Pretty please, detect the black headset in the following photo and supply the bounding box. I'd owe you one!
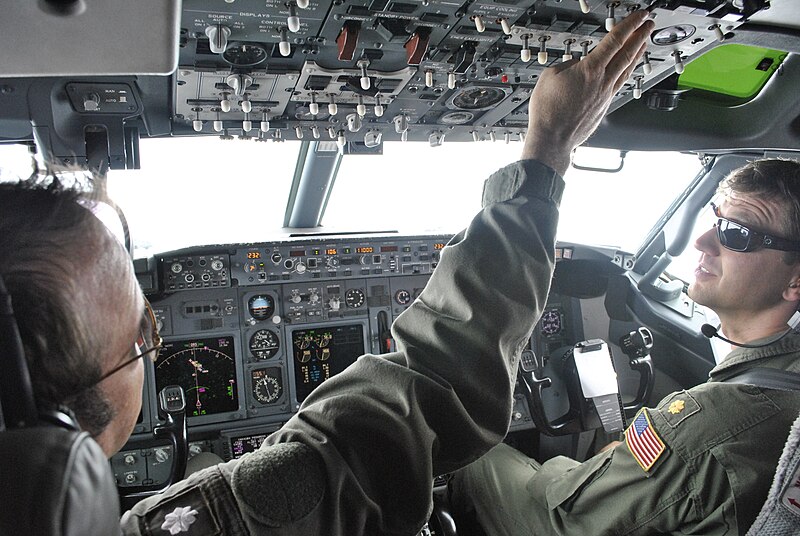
[0,274,79,431]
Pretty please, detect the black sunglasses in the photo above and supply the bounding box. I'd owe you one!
[712,203,800,253]
[94,299,162,385]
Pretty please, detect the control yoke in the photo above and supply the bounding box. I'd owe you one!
[518,327,655,436]
[118,386,188,509]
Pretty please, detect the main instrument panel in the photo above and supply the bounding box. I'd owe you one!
[113,235,625,488]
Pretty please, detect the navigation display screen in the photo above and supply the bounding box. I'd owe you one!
[291,324,365,402]
[154,336,238,417]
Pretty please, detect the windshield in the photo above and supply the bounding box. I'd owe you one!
[107,138,300,256]
[2,141,702,257]
[326,145,701,252]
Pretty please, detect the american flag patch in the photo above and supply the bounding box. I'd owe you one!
[625,410,665,472]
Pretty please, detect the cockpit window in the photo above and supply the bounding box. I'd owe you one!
[327,146,702,253]
[107,138,300,257]
[0,144,35,181]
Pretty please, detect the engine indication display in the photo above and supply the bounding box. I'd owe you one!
[292,324,364,402]
[155,336,238,418]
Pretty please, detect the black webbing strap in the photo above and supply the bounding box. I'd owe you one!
[720,367,800,391]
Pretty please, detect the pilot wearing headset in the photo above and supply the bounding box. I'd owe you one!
[5,10,795,535]
[449,156,800,535]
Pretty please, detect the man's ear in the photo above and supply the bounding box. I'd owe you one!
[784,266,800,302]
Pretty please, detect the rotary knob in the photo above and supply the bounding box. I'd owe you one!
[328,296,341,311]
[290,291,302,304]
[154,448,169,464]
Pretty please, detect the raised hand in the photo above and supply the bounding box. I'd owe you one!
[521,10,655,175]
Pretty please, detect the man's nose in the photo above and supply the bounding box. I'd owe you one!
[694,225,720,254]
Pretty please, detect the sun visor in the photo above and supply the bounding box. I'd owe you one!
[0,0,181,77]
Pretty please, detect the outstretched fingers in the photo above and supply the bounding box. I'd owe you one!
[613,41,648,93]
[590,11,653,74]
[607,19,654,86]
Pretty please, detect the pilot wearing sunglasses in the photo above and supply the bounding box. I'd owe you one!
[450,158,800,535]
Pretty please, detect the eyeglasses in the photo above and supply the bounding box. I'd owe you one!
[711,203,800,253]
[95,299,163,384]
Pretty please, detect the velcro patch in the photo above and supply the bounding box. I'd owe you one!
[657,391,701,429]
[625,410,666,473]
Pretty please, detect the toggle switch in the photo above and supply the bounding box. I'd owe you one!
[605,3,617,31]
[356,95,366,117]
[220,93,231,113]
[311,125,320,138]
[309,93,319,115]
[357,59,371,90]
[580,40,591,61]
[521,35,532,63]
[633,75,644,99]
[472,15,485,33]
[328,94,338,115]
[260,111,270,132]
[499,18,512,35]
[279,28,291,56]
[672,50,684,74]
[425,70,434,88]
[374,95,384,117]
[287,3,301,33]
[447,72,456,89]
[642,51,652,75]
[563,39,575,62]
[241,94,252,114]
[538,36,550,65]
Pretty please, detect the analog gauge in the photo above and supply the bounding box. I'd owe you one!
[540,309,562,336]
[395,289,412,305]
[155,337,238,418]
[452,86,508,110]
[251,368,282,404]
[345,288,365,308]
[248,294,275,320]
[249,329,280,359]
[222,42,268,67]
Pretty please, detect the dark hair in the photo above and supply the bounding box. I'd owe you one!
[719,158,800,264]
[0,171,118,435]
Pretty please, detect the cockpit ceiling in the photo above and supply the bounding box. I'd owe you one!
[2,0,800,164]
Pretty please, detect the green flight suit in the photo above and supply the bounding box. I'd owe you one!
[120,159,565,535]
[451,334,800,535]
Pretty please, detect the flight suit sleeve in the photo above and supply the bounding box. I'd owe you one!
[120,159,565,536]
[525,407,738,536]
